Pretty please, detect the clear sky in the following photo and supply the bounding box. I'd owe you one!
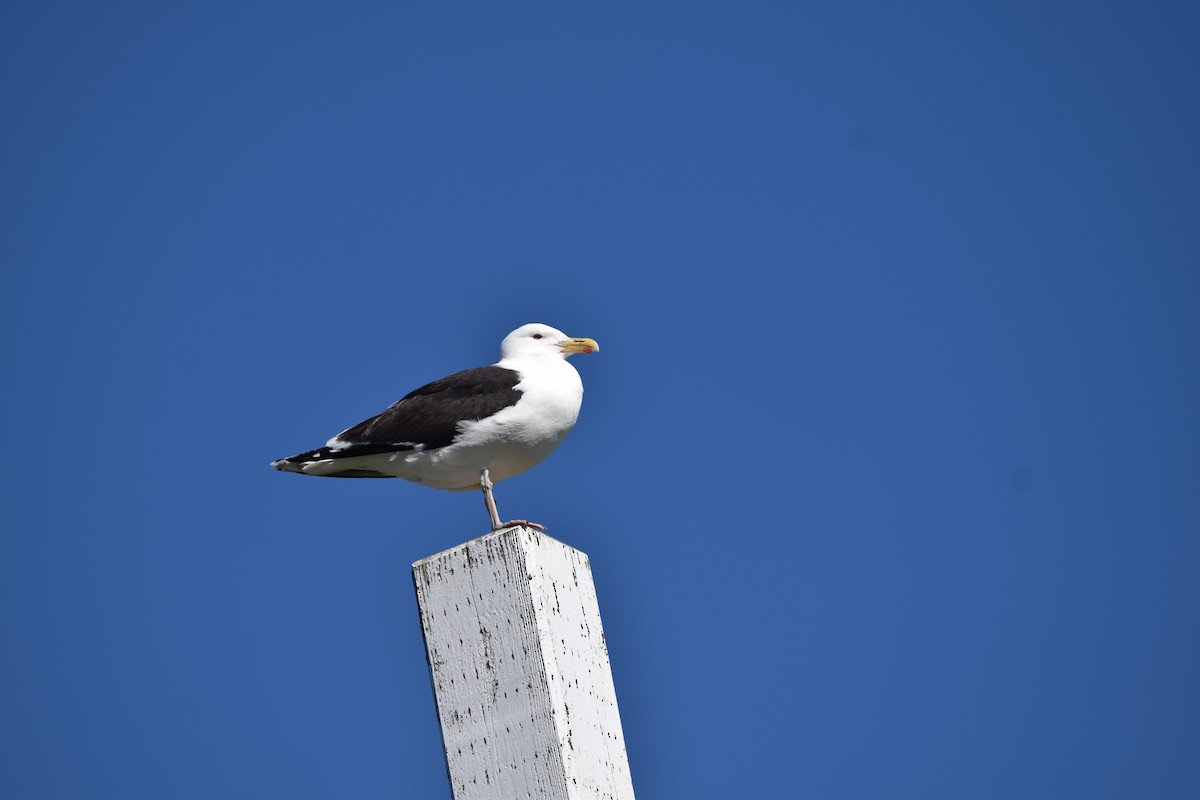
[2,2,1198,798]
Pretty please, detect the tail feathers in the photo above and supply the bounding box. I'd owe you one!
[270,449,324,473]
[270,449,394,478]
[271,457,305,473]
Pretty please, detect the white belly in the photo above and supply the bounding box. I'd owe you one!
[418,380,581,489]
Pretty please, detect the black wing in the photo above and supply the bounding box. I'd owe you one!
[280,365,522,463]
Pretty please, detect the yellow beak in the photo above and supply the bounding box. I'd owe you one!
[559,337,599,356]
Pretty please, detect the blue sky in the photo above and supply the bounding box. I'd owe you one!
[2,2,1198,798]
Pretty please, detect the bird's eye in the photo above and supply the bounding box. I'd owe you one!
[532,334,543,339]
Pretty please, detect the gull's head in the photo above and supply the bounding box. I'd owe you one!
[500,323,600,361]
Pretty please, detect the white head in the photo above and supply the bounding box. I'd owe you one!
[499,323,600,361]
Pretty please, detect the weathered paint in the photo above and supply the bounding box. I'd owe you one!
[413,526,635,800]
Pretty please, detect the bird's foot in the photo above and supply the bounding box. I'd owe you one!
[493,519,546,532]
[480,467,545,532]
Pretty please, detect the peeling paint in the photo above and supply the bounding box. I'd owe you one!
[413,527,635,800]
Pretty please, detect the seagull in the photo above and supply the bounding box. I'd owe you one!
[271,323,599,531]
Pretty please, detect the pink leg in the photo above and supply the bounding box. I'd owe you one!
[480,468,546,532]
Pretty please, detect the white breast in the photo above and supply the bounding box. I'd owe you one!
[412,358,584,490]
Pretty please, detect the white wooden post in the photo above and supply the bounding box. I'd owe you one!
[412,526,635,800]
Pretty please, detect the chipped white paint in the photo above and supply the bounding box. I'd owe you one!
[413,526,635,800]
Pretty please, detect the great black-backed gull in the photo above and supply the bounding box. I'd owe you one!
[271,323,599,531]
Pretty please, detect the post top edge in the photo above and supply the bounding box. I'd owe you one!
[411,525,584,569]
